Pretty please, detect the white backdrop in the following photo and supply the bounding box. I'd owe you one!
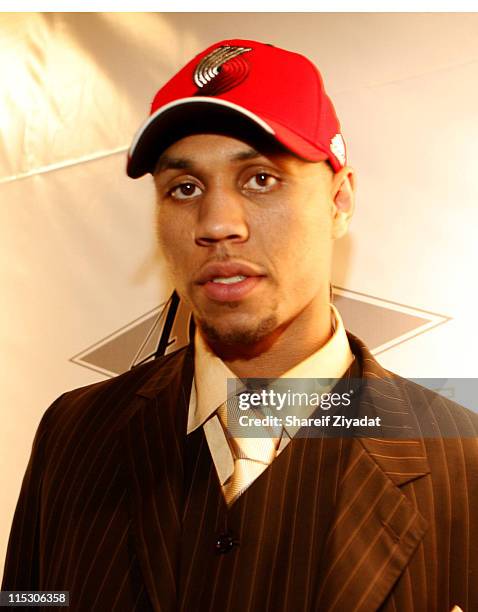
[2,12,478,577]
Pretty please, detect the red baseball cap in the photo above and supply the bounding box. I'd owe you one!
[127,39,346,178]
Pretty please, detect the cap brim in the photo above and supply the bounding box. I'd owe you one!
[126,97,330,178]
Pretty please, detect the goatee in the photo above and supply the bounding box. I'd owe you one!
[198,314,279,347]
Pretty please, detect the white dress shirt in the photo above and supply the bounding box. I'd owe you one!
[187,304,355,491]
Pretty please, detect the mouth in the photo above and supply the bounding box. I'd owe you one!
[210,275,248,285]
[195,262,265,302]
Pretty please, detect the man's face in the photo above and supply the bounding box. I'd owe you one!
[154,132,351,348]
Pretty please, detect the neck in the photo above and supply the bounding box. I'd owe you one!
[202,302,333,379]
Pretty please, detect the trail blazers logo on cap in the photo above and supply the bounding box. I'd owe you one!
[193,45,252,96]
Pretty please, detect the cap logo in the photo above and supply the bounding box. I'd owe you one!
[193,45,252,96]
[330,133,346,166]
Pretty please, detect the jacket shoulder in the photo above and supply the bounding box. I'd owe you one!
[40,345,191,438]
[388,370,478,437]
[348,331,478,436]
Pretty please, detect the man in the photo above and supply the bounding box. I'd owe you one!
[2,39,477,612]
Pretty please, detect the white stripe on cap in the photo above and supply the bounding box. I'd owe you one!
[128,96,276,159]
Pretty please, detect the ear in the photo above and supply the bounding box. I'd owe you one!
[331,166,356,239]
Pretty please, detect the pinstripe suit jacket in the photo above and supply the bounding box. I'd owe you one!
[2,333,478,611]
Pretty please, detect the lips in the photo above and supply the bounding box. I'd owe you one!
[195,261,265,285]
[195,260,265,302]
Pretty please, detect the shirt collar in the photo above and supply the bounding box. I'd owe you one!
[188,304,354,434]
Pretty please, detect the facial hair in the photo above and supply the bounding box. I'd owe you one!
[197,312,279,347]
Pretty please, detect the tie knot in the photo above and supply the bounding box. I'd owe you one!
[217,396,281,464]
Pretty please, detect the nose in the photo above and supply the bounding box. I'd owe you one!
[194,185,249,246]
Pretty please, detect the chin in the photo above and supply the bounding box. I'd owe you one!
[198,313,279,347]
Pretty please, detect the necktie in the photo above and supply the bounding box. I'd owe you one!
[217,395,281,505]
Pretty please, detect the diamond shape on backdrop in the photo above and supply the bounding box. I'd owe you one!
[333,287,449,355]
[71,287,450,377]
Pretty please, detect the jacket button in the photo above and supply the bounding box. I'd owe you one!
[215,533,237,554]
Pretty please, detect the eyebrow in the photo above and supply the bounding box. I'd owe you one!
[154,147,263,173]
[231,148,262,162]
[154,157,192,172]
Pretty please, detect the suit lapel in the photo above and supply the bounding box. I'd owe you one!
[122,346,194,612]
[315,334,430,612]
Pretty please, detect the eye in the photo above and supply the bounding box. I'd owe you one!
[244,172,279,192]
[169,182,202,200]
